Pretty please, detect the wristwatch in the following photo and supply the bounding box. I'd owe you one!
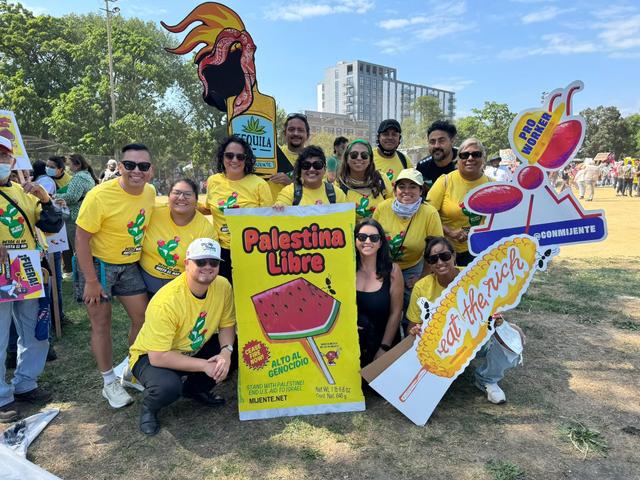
[221,344,234,353]
[379,344,391,352]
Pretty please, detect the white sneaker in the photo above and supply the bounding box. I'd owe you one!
[482,383,507,404]
[102,381,134,408]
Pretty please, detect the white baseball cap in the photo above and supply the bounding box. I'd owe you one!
[0,136,13,154]
[186,238,223,261]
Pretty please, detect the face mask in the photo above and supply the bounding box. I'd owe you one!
[46,167,58,177]
[0,163,11,180]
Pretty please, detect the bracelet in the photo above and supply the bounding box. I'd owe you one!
[379,344,391,352]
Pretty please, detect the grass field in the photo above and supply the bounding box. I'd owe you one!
[8,187,640,479]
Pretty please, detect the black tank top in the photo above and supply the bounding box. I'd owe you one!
[356,274,391,333]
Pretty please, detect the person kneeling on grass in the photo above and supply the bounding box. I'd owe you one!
[128,238,236,436]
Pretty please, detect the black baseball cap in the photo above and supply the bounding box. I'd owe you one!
[377,119,401,135]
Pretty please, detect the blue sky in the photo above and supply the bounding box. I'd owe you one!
[22,0,640,118]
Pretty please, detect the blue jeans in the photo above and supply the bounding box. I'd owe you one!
[474,336,520,386]
[0,299,49,407]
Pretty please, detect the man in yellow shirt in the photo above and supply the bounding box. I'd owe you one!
[268,113,310,199]
[130,238,236,435]
[373,119,409,183]
[0,136,62,422]
[75,143,156,409]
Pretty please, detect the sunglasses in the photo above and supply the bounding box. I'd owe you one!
[355,233,381,243]
[223,152,247,161]
[194,258,220,268]
[349,151,370,160]
[121,160,152,172]
[426,251,453,264]
[458,151,483,160]
[301,160,325,170]
[286,113,307,121]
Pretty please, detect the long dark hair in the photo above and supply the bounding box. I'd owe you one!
[293,145,326,186]
[337,139,385,198]
[32,160,47,179]
[215,135,256,175]
[68,153,99,184]
[355,218,393,280]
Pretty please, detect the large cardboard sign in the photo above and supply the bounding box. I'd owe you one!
[226,204,364,420]
[362,235,556,425]
[464,81,607,255]
[162,3,289,177]
[0,110,30,170]
[0,250,45,302]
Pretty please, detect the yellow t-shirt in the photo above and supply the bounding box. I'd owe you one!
[129,273,236,369]
[140,206,217,279]
[205,173,273,249]
[76,178,156,264]
[268,145,298,200]
[426,170,490,253]
[407,268,463,324]
[0,183,42,250]
[276,182,348,206]
[339,174,393,221]
[54,171,72,192]
[373,150,407,184]
[372,199,443,270]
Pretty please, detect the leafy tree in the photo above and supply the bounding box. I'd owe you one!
[401,95,444,147]
[579,106,629,158]
[623,113,640,156]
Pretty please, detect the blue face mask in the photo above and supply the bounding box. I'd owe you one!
[46,167,58,177]
[0,163,12,180]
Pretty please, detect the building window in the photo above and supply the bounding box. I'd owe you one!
[347,64,353,74]
[366,64,370,74]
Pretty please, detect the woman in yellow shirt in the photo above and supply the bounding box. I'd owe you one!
[275,145,347,206]
[336,139,393,221]
[372,168,443,312]
[201,136,273,282]
[140,179,216,296]
[427,137,490,266]
[407,237,524,404]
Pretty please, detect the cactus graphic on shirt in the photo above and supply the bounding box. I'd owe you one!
[126,209,147,245]
[387,232,406,260]
[188,311,208,351]
[0,204,25,239]
[217,192,239,212]
[356,196,373,218]
[157,236,180,267]
[459,202,483,227]
[385,169,394,181]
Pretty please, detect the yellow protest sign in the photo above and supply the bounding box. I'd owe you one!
[226,204,364,420]
[0,110,30,170]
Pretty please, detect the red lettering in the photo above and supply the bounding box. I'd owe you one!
[437,338,449,355]
[243,228,259,253]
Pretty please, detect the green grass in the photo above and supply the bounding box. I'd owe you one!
[559,421,609,459]
[485,460,526,480]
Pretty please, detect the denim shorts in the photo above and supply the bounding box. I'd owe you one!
[75,258,147,302]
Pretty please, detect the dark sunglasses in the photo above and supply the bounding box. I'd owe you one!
[194,258,220,268]
[301,160,325,170]
[356,233,381,243]
[349,151,370,160]
[458,151,483,160]
[121,160,152,172]
[223,152,247,161]
[426,251,453,264]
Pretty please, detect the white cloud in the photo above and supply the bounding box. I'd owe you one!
[378,16,429,30]
[266,0,373,21]
[431,78,475,92]
[21,2,50,15]
[521,6,573,24]
[499,33,599,59]
[597,14,640,50]
[374,37,412,55]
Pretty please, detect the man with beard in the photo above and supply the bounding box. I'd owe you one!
[373,119,409,184]
[416,120,458,193]
[129,238,235,435]
[268,113,310,199]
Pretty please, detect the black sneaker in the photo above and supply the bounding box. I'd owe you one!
[14,387,53,405]
[183,389,225,407]
[0,402,20,423]
[139,405,160,436]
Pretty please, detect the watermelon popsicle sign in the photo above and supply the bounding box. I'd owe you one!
[252,278,340,385]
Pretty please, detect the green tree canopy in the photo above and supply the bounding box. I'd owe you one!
[401,95,444,147]
[579,106,629,159]
[456,102,515,157]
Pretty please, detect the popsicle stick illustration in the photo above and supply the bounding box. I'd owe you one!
[252,278,340,384]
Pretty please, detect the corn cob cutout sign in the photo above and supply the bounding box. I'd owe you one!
[364,235,557,425]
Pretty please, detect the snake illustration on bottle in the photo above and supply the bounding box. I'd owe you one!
[127,209,147,245]
[157,236,180,267]
[0,204,25,239]
[188,311,208,350]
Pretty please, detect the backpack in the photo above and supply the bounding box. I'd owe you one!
[397,150,409,169]
[337,172,387,198]
[293,181,337,206]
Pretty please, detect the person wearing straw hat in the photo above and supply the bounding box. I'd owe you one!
[129,238,236,436]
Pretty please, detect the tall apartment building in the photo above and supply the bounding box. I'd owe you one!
[317,60,455,143]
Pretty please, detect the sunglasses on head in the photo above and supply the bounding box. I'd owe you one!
[355,233,381,243]
[286,113,307,121]
[349,151,370,160]
[426,251,453,264]
[121,160,152,172]
[301,160,325,170]
[223,152,247,161]
[193,258,220,268]
[458,151,483,160]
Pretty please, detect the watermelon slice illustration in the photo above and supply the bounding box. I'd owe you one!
[252,278,340,384]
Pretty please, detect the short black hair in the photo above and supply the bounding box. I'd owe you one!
[32,160,47,178]
[47,155,66,169]
[284,113,310,135]
[215,135,256,175]
[170,178,199,196]
[427,120,457,139]
[333,136,349,148]
[293,145,326,185]
[121,143,152,159]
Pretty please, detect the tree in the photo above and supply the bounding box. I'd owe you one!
[579,106,629,158]
[623,113,640,156]
[308,131,335,157]
[401,95,444,147]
